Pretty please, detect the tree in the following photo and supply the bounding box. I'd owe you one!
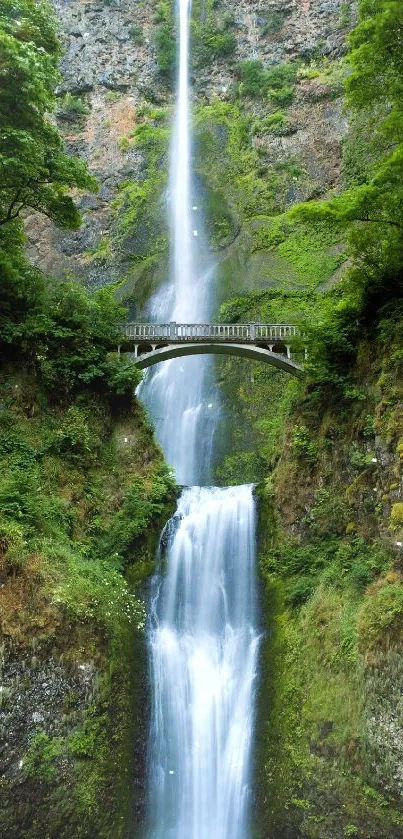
[0,0,96,229]
[287,1,403,328]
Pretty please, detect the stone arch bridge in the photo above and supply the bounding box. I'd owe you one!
[120,322,305,377]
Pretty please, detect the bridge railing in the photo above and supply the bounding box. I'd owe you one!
[123,322,299,342]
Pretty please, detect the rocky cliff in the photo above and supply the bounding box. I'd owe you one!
[25,0,355,313]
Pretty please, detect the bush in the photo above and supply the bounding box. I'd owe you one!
[129,25,144,45]
[238,60,268,98]
[237,60,297,101]
[51,407,102,465]
[21,282,141,401]
[56,93,89,121]
[97,463,175,562]
[290,424,318,464]
[253,111,290,136]
[192,25,236,67]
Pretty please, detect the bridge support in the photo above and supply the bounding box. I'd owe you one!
[127,342,304,377]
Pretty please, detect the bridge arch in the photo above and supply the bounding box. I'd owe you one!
[130,342,304,377]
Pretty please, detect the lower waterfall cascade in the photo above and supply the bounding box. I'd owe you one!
[146,486,260,838]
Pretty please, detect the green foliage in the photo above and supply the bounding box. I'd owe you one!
[191,22,236,67]
[118,135,131,152]
[237,59,297,103]
[0,367,174,644]
[128,24,144,45]
[113,115,170,261]
[237,59,267,98]
[390,502,403,528]
[154,1,176,78]
[340,2,351,28]
[0,0,96,228]
[56,92,89,120]
[97,463,175,563]
[194,100,297,220]
[50,545,146,632]
[290,424,318,464]
[252,111,291,137]
[51,406,102,465]
[23,732,63,781]
[20,281,141,400]
[286,0,403,383]
[357,574,403,651]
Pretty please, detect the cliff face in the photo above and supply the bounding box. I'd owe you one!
[25,0,354,312]
[254,332,403,838]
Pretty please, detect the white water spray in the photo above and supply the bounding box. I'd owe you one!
[142,1,261,836]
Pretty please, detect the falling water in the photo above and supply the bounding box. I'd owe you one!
[147,486,260,838]
[138,0,216,485]
[142,1,261,836]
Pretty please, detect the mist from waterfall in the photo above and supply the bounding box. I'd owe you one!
[142,1,261,837]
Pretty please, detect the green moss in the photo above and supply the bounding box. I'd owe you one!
[112,116,170,268]
[256,505,403,836]
[391,502,403,526]
[357,574,403,652]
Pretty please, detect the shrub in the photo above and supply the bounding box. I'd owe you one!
[238,60,268,98]
[253,111,290,136]
[129,24,144,45]
[56,92,89,120]
[21,282,141,401]
[237,60,297,102]
[119,136,131,152]
[191,22,236,68]
[51,407,102,465]
[290,424,318,464]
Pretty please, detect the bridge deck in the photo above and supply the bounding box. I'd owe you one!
[121,321,299,347]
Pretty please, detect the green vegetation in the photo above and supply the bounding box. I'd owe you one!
[191,22,236,68]
[56,92,90,121]
[236,59,297,103]
[128,24,144,45]
[0,1,175,834]
[252,110,291,136]
[0,0,96,229]
[2,0,403,834]
[112,111,170,274]
[154,1,176,78]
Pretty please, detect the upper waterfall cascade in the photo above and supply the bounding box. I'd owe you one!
[140,1,261,837]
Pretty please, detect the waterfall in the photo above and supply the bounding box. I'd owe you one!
[147,486,260,838]
[138,0,216,486]
[141,1,261,836]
